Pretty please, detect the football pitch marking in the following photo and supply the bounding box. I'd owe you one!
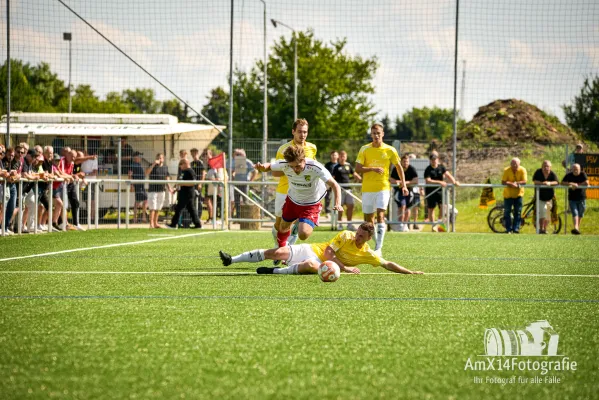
[0,230,240,263]
[0,271,597,278]
[0,294,597,304]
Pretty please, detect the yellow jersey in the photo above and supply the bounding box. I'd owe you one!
[355,143,400,192]
[502,166,527,199]
[310,231,384,267]
[275,140,318,194]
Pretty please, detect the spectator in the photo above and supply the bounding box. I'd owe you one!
[119,137,134,175]
[21,149,42,233]
[323,150,339,216]
[37,146,56,232]
[204,150,225,222]
[80,150,99,222]
[60,147,84,231]
[146,153,173,229]
[0,145,7,231]
[232,148,257,218]
[190,148,206,220]
[52,152,74,231]
[424,153,459,232]
[129,151,147,224]
[166,159,202,229]
[563,143,584,170]
[532,160,559,234]
[561,163,589,235]
[392,154,419,232]
[3,147,21,233]
[501,157,527,234]
[332,150,361,231]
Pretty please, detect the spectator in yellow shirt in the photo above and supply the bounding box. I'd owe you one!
[501,157,527,233]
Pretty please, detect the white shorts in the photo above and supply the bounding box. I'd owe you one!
[362,190,390,214]
[148,192,166,211]
[287,244,322,265]
[274,192,287,217]
[538,199,553,219]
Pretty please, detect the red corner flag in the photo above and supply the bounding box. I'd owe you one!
[208,153,225,169]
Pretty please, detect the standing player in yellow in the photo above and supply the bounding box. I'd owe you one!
[271,119,318,248]
[355,123,408,255]
[219,222,424,275]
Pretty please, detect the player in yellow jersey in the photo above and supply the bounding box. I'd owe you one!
[355,123,408,255]
[218,222,423,275]
[271,119,318,248]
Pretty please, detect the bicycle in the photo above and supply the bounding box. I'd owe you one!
[487,198,562,234]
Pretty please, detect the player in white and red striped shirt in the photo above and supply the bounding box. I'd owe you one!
[255,146,342,247]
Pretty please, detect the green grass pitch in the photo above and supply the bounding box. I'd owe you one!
[0,229,598,399]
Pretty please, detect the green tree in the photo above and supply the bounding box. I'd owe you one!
[161,98,190,122]
[563,75,599,141]
[202,30,378,150]
[0,59,60,113]
[395,107,464,142]
[123,88,160,114]
[380,114,394,137]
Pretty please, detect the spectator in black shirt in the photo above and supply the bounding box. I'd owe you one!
[120,138,134,175]
[391,154,419,232]
[332,150,361,230]
[190,148,205,199]
[146,153,172,229]
[323,150,339,216]
[166,159,201,229]
[532,160,559,234]
[561,163,589,235]
[129,151,147,224]
[3,147,21,232]
[424,153,459,231]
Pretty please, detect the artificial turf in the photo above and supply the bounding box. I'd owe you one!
[0,229,598,399]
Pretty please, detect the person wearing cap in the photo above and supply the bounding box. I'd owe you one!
[355,122,408,255]
[424,153,459,232]
[501,157,527,234]
[129,151,147,224]
[563,143,584,170]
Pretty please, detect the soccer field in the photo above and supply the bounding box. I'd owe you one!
[1,230,598,399]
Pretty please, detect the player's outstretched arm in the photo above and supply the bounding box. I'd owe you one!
[253,162,272,173]
[323,246,360,274]
[382,261,423,274]
[326,178,344,212]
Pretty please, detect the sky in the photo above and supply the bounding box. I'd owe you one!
[1,0,598,127]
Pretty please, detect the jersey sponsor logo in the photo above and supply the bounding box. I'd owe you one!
[304,175,312,182]
[291,182,312,188]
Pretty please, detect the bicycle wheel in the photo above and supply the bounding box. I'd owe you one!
[487,206,504,231]
[548,216,562,234]
[490,214,508,233]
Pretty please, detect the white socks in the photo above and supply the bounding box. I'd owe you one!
[375,223,386,251]
[273,264,299,274]
[232,249,265,263]
[287,221,300,245]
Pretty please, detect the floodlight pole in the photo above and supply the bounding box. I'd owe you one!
[451,0,460,233]
[260,0,268,164]
[63,32,72,113]
[5,0,10,147]
[271,18,297,121]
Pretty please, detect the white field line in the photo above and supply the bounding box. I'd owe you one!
[0,271,597,278]
[0,231,245,263]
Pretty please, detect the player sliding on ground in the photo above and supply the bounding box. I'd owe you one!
[254,145,343,249]
[219,222,424,275]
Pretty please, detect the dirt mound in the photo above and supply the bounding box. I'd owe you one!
[459,99,580,144]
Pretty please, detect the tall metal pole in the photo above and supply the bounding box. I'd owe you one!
[451,0,460,233]
[6,0,11,147]
[228,0,234,179]
[293,33,297,121]
[68,39,72,113]
[260,0,268,164]
[271,19,297,122]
